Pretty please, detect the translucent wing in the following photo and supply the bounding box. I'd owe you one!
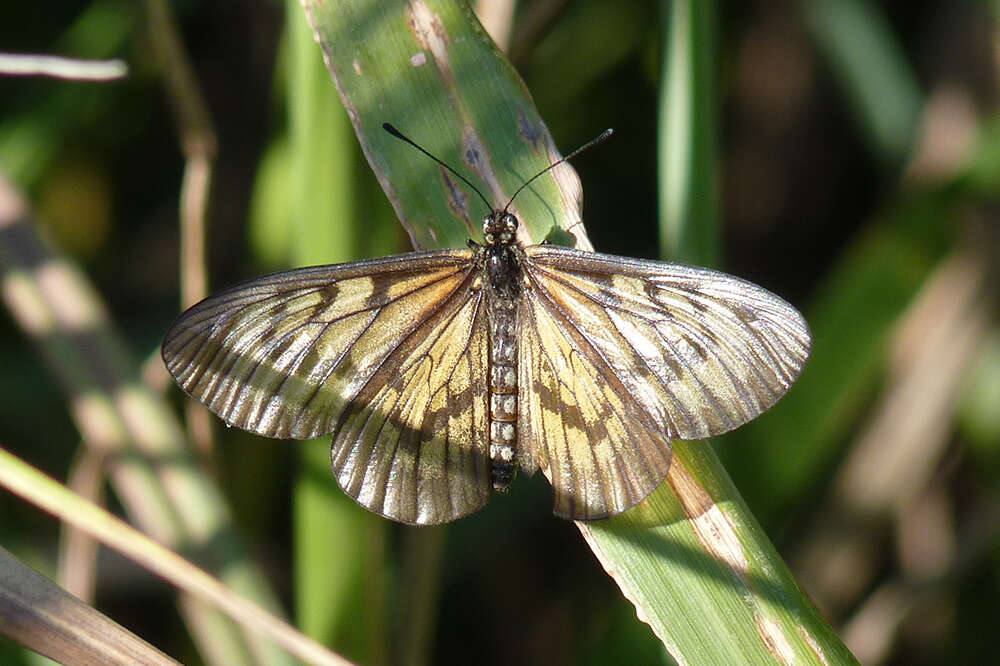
[519,245,811,520]
[518,299,673,520]
[329,269,492,524]
[162,250,492,524]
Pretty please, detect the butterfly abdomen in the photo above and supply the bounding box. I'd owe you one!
[487,289,519,493]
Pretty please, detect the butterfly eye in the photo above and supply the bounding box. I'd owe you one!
[502,213,518,233]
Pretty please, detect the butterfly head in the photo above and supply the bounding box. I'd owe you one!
[483,211,519,248]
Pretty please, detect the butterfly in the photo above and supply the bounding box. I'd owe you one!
[162,124,811,525]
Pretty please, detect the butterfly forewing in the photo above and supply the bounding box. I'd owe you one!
[523,245,810,437]
[517,245,810,518]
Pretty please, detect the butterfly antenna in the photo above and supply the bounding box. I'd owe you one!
[504,128,614,211]
[383,122,494,214]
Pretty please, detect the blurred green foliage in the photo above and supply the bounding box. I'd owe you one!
[2,1,999,665]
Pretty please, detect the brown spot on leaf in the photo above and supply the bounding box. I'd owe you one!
[441,169,477,234]
[517,107,544,151]
[407,1,450,53]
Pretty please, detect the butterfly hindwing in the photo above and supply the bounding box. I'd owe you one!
[330,272,491,524]
[519,290,673,520]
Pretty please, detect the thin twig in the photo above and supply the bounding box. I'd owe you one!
[143,0,217,457]
[0,53,128,80]
[58,446,107,603]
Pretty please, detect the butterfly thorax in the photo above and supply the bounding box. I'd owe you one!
[481,212,523,492]
[482,212,521,294]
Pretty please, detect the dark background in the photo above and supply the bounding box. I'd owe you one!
[2,1,998,664]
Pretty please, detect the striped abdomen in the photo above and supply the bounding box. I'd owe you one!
[488,295,518,492]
